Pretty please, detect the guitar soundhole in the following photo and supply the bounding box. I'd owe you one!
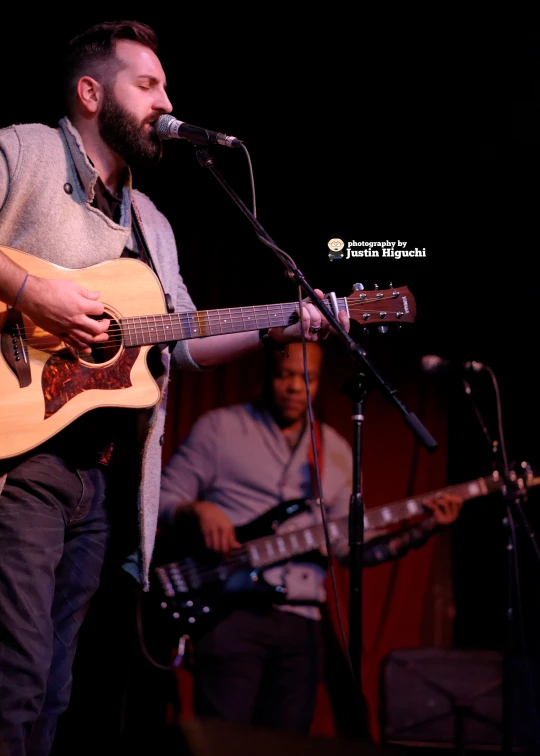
[79,313,121,365]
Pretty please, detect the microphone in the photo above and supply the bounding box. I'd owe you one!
[156,114,242,148]
[421,355,486,374]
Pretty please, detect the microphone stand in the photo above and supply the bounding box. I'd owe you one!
[461,375,540,754]
[338,369,373,735]
[193,146,439,732]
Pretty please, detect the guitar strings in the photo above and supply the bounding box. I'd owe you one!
[16,299,405,350]
[161,548,251,587]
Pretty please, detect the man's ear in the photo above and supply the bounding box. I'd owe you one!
[76,76,102,115]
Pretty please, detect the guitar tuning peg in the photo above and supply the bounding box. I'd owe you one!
[520,461,533,481]
[353,283,364,291]
[362,326,370,335]
[374,284,379,289]
[377,325,388,334]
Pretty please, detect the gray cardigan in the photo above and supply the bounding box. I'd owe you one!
[0,116,202,588]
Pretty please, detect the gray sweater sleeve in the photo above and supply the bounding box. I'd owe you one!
[0,126,19,214]
[159,411,220,525]
[0,149,8,213]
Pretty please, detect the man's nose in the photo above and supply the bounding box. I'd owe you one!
[155,88,173,114]
[287,376,305,391]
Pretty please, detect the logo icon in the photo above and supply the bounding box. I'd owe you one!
[328,237,345,260]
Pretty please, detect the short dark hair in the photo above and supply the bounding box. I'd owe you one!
[64,20,159,117]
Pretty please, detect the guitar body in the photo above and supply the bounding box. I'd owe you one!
[234,498,309,542]
[150,499,312,640]
[0,246,165,458]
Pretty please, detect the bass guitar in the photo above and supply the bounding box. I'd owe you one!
[151,467,540,640]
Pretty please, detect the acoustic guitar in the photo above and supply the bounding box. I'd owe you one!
[0,244,416,458]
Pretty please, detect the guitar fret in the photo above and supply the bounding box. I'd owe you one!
[276,537,287,556]
[366,512,381,529]
[406,499,422,515]
[328,522,340,539]
[190,312,205,338]
[464,480,484,497]
[219,309,232,334]
[157,315,173,341]
[290,534,300,552]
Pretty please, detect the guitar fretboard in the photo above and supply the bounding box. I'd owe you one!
[120,299,348,347]
[243,475,503,568]
[245,518,347,568]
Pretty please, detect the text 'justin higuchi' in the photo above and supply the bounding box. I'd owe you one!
[345,240,426,259]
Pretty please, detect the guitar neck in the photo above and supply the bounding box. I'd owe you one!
[121,298,348,347]
[243,475,504,568]
[361,475,503,531]
[243,517,347,568]
[158,472,536,591]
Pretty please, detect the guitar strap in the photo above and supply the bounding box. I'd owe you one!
[129,197,159,277]
[130,197,178,352]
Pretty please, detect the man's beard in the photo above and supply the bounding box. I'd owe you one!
[98,87,162,166]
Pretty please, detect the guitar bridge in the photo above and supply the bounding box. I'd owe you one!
[1,308,31,388]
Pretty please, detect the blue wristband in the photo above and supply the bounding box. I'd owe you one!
[13,272,29,308]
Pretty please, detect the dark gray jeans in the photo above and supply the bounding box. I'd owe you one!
[192,607,324,732]
[0,452,111,756]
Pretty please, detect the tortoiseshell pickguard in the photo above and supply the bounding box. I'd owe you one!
[42,348,140,418]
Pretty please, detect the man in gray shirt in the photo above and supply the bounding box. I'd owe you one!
[159,341,463,733]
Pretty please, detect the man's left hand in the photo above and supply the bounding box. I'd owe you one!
[268,288,350,344]
[422,493,464,525]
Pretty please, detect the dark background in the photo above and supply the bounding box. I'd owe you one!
[3,12,539,662]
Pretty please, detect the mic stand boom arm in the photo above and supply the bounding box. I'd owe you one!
[194,148,438,452]
[194,146,439,720]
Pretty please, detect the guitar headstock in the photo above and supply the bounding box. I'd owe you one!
[345,283,416,333]
[512,461,540,493]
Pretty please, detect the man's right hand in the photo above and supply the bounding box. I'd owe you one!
[192,501,240,553]
[20,276,110,354]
